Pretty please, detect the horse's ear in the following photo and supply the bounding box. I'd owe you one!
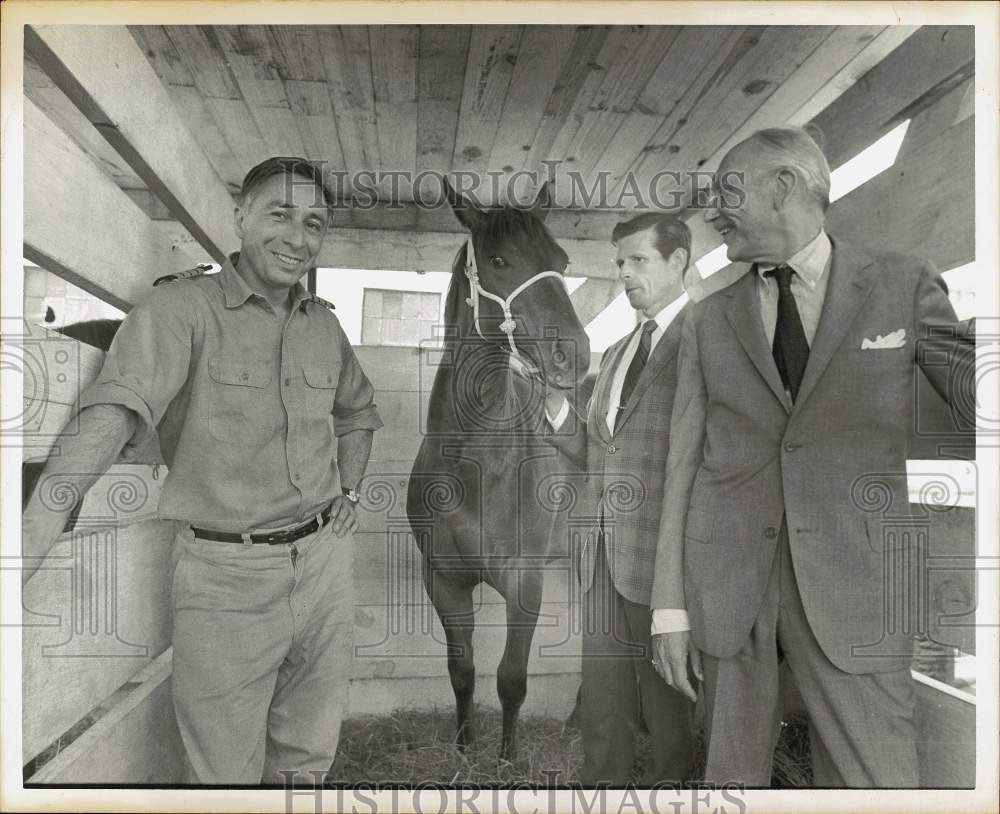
[530,180,554,223]
[443,176,484,232]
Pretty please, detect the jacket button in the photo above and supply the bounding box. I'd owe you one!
[765,527,778,539]
[784,442,796,452]
[607,444,616,454]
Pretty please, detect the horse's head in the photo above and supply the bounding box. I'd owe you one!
[443,178,590,392]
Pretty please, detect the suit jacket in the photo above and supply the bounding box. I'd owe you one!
[550,305,688,606]
[650,237,958,674]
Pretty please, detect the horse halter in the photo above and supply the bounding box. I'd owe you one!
[462,237,565,362]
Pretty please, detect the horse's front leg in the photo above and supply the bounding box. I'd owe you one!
[425,567,478,750]
[495,568,544,761]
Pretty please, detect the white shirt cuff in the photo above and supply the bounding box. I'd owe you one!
[651,608,691,635]
[545,395,570,430]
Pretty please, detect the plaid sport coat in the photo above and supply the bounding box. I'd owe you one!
[548,305,688,606]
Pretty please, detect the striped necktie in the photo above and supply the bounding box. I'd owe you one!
[615,320,657,430]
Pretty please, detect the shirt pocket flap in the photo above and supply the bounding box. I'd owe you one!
[208,357,271,388]
[303,363,340,389]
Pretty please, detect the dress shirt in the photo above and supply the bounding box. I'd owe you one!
[547,292,690,431]
[80,253,383,530]
[651,230,832,636]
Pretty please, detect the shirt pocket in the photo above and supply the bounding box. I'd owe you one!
[207,356,277,445]
[302,362,340,418]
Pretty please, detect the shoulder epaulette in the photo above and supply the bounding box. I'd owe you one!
[303,293,336,311]
[153,263,214,287]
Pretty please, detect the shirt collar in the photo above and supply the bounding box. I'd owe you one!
[647,291,690,333]
[221,252,312,311]
[756,229,831,290]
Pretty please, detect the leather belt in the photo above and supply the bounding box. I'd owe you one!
[191,505,332,545]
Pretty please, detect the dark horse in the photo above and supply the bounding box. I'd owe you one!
[406,180,591,759]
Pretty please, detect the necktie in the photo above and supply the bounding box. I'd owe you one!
[766,264,809,402]
[615,320,657,430]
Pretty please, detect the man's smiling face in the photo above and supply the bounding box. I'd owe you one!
[234,171,329,299]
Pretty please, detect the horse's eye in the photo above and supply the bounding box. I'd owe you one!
[489,256,506,268]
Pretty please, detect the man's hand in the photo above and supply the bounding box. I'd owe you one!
[652,630,703,702]
[328,495,359,537]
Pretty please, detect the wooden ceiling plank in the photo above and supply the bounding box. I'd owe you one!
[521,25,609,183]
[285,79,348,174]
[127,25,196,88]
[166,25,241,100]
[268,25,327,82]
[604,26,749,199]
[160,26,270,175]
[164,84,246,193]
[128,27,246,190]
[370,25,419,200]
[24,98,198,310]
[783,26,918,128]
[212,26,308,159]
[415,26,470,203]
[591,26,681,115]
[451,25,524,191]
[559,27,682,192]
[810,25,974,170]
[622,25,835,200]
[485,25,577,201]
[318,25,381,182]
[26,24,236,262]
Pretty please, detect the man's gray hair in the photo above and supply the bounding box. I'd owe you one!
[746,126,831,211]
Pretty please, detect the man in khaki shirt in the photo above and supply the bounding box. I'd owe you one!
[23,157,383,785]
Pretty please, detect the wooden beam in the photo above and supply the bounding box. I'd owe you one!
[25,649,183,783]
[25,24,236,262]
[826,116,973,272]
[318,228,617,279]
[810,25,975,170]
[570,278,624,325]
[23,98,196,310]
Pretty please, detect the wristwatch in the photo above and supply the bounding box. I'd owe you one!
[341,486,360,506]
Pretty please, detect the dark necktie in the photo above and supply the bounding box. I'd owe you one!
[766,264,809,402]
[615,320,657,430]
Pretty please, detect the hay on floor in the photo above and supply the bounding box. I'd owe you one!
[329,707,812,787]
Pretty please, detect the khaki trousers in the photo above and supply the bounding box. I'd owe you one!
[170,520,352,784]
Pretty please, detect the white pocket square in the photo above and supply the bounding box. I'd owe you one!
[861,328,906,350]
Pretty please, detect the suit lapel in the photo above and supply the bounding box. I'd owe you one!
[592,333,633,443]
[793,237,877,410]
[725,270,790,412]
[614,305,686,433]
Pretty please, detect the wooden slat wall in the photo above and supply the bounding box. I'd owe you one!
[21,327,175,775]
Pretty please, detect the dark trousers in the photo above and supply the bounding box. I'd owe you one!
[700,523,919,787]
[580,538,694,786]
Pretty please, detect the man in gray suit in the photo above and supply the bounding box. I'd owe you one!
[650,127,960,787]
[545,213,694,786]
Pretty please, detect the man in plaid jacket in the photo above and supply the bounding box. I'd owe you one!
[544,213,695,786]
